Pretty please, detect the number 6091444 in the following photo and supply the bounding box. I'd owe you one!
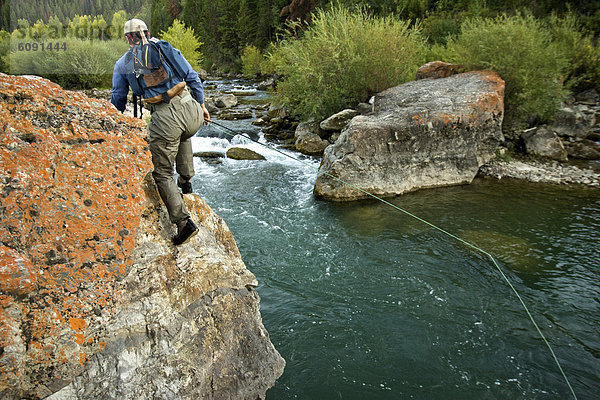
[17,42,67,51]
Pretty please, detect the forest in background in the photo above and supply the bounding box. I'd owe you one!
[0,0,599,126]
[1,0,599,68]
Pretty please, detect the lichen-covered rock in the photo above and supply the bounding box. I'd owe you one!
[314,70,505,201]
[46,181,285,400]
[0,74,284,399]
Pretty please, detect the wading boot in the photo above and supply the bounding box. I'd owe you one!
[173,218,199,245]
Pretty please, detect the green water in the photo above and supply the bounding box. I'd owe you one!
[190,131,599,399]
[190,78,599,398]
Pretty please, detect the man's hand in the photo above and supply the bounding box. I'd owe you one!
[201,103,210,126]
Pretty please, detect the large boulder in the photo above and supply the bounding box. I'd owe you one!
[314,70,505,201]
[564,139,600,159]
[574,88,599,105]
[218,109,254,120]
[0,74,284,399]
[294,120,330,156]
[551,106,588,138]
[215,94,238,108]
[521,127,568,162]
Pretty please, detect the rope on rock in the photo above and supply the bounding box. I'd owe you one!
[206,119,578,400]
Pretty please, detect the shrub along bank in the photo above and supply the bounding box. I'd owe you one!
[267,5,426,120]
[259,7,599,128]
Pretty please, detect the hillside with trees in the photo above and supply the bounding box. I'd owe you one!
[0,0,146,28]
[0,0,599,128]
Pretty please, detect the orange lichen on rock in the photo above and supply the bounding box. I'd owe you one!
[413,71,505,133]
[472,70,505,116]
[69,318,88,333]
[0,73,153,398]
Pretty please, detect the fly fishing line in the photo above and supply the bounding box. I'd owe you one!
[205,119,578,399]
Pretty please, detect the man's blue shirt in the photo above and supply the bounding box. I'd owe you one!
[110,39,204,112]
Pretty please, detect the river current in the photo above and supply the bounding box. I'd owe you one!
[191,81,599,399]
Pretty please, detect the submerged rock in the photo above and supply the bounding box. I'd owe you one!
[215,94,238,108]
[0,74,284,399]
[226,147,266,160]
[459,230,538,271]
[314,70,505,201]
[194,150,226,159]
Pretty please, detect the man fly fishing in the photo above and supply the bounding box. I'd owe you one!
[110,19,210,245]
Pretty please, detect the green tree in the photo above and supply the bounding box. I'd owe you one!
[109,10,127,39]
[151,0,173,36]
[240,44,263,76]
[1,1,10,31]
[47,15,64,39]
[31,19,49,39]
[547,12,600,92]
[394,0,427,20]
[68,15,92,39]
[0,29,10,73]
[92,15,108,39]
[159,19,203,70]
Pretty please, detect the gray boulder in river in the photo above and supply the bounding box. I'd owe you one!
[314,70,505,201]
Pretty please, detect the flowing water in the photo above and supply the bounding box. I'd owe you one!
[191,80,600,399]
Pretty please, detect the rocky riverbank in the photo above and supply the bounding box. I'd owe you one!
[81,73,600,190]
[313,69,507,201]
[479,157,600,187]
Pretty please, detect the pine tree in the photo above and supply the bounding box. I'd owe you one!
[151,0,173,35]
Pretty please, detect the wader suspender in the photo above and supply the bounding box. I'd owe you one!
[132,94,143,119]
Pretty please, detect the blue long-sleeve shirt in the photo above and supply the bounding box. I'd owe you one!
[111,39,204,112]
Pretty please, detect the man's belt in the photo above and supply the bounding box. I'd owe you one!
[144,81,187,104]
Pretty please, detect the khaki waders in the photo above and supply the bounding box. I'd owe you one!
[148,87,203,224]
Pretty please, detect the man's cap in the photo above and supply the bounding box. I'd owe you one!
[124,19,148,35]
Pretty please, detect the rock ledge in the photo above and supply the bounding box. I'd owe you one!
[0,74,284,399]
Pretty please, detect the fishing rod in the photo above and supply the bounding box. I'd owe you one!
[205,118,578,400]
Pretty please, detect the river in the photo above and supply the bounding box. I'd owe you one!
[192,80,600,399]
